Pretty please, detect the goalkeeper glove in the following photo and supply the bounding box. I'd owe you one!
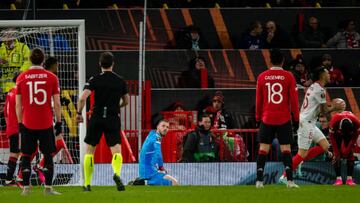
[158,166,167,174]
[55,122,62,136]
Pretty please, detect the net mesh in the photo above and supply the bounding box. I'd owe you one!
[0,26,80,186]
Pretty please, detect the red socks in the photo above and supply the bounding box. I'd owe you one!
[304,146,325,161]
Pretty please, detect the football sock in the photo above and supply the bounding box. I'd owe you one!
[304,146,324,161]
[6,156,18,181]
[43,155,54,186]
[256,150,267,181]
[111,153,123,177]
[20,156,31,186]
[292,154,304,172]
[282,150,293,181]
[347,158,354,177]
[84,154,94,186]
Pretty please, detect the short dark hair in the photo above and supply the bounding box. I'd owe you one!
[99,52,114,69]
[156,119,169,127]
[340,118,353,134]
[270,49,284,65]
[312,66,326,81]
[44,56,58,70]
[30,47,45,65]
[198,113,211,122]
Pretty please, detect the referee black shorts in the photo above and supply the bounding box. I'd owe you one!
[258,121,293,145]
[21,126,56,156]
[84,115,121,147]
[9,134,20,153]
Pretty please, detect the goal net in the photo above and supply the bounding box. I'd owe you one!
[0,20,85,186]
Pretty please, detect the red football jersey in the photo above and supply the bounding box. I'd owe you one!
[16,67,60,130]
[329,111,360,156]
[4,87,18,136]
[256,67,299,125]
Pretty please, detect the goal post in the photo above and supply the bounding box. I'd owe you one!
[0,20,85,186]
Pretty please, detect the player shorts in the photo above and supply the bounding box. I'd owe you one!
[258,121,293,145]
[9,134,20,153]
[297,120,326,150]
[147,172,172,186]
[20,127,56,156]
[84,115,121,147]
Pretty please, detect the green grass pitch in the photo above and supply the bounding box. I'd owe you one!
[1,185,359,203]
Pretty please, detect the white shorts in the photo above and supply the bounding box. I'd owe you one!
[297,121,326,150]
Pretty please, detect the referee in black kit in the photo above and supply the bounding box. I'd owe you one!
[76,52,129,191]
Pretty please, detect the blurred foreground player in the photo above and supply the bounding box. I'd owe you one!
[329,111,360,186]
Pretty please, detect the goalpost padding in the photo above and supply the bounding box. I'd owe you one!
[0,20,85,186]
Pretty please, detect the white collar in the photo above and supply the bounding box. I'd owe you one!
[270,66,283,70]
[29,66,44,70]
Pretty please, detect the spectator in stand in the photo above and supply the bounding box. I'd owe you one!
[239,21,264,49]
[203,91,235,130]
[317,114,330,138]
[321,54,344,87]
[263,20,294,48]
[177,56,215,88]
[327,19,360,48]
[297,17,327,48]
[172,25,208,50]
[289,55,312,88]
[181,113,219,162]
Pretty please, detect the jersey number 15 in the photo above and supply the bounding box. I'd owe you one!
[26,81,47,105]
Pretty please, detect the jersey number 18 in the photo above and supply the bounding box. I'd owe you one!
[265,82,283,104]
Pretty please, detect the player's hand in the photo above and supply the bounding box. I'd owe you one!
[332,155,341,165]
[19,123,26,135]
[55,122,62,136]
[76,114,84,123]
[256,121,261,128]
[292,121,299,134]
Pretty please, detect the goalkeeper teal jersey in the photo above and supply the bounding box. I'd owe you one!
[139,130,164,179]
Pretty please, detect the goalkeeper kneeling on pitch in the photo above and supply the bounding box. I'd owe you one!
[133,120,178,186]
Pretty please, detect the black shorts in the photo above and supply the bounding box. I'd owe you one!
[21,127,56,156]
[258,121,293,145]
[84,115,121,147]
[9,134,20,153]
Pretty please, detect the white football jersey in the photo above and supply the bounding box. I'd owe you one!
[300,82,326,122]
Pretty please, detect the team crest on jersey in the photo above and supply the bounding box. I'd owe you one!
[321,93,325,98]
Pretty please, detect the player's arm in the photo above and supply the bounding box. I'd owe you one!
[153,136,165,171]
[53,94,61,123]
[289,74,300,122]
[119,93,129,108]
[341,115,360,156]
[255,77,263,124]
[76,89,91,123]
[15,94,22,123]
[329,114,342,157]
